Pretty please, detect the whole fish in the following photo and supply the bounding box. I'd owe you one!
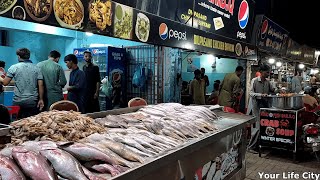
[129,134,165,152]
[22,141,57,153]
[12,146,58,180]
[58,142,116,165]
[40,147,88,180]
[84,142,138,168]
[0,154,26,180]
[82,166,107,180]
[99,139,145,163]
[84,162,121,177]
[124,145,153,157]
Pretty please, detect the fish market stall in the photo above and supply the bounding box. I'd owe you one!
[1,104,254,180]
[86,106,255,180]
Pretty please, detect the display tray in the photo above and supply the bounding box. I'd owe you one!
[0,124,11,137]
[87,108,255,180]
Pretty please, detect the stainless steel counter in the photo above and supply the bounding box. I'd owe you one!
[87,107,255,180]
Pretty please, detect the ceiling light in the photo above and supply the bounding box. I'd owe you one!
[298,64,305,69]
[276,62,282,67]
[85,32,93,36]
[268,58,275,64]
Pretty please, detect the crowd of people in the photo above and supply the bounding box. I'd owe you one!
[0,48,101,119]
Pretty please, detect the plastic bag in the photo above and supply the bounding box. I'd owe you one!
[132,64,146,88]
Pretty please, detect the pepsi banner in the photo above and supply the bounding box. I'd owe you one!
[251,15,289,55]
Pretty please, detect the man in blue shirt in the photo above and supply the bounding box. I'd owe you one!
[0,48,44,119]
[64,54,86,113]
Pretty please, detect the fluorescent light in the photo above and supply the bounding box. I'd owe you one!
[298,64,305,69]
[276,62,282,67]
[89,44,112,47]
[85,32,94,36]
[268,58,275,64]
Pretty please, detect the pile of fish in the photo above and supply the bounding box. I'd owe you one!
[10,111,105,145]
[95,103,219,141]
[0,140,142,179]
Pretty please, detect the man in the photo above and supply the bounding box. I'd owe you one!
[0,48,44,118]
[0,60,6,78]
[291,71,303,93]
[218,66,244,108]
[189,69,205,105]
[248,64,275,151]
[201,67,210,87]
[247,71,261,115]
[83,51,101,113]
[64,54,86,113]
[37,50,67,110]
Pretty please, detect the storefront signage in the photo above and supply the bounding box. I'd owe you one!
[260,109,297,151]
[301,45,316,64]
[286,38,302,61]
[251,15,289,55]
[0,0,256,60]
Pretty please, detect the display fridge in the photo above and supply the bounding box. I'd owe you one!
[73,47,127,111]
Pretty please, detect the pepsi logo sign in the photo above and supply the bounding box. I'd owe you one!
[93,49,106,54]
[92,49,97,54]
[73,50,79,55]
[159,23,187,41]
[238,0,249,29]
[260,19,268,40]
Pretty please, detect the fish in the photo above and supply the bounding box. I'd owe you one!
[58,142,116,165]
[82,166,107,180]
[84,142,138,168]
[12,146,58,180]
[129,134,165,152]
[0,146,14,157]
[84,161,121,177]
[124,145,153,157]
[97,139,145,163]
[40,147,88,180]
[0,154,26,180]
[109,134,157,155]
[22,141,58,153]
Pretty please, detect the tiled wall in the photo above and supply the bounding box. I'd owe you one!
[181,52,239,93]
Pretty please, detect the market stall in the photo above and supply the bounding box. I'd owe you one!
[0,104,254,180]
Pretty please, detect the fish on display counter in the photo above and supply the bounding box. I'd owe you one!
[0,154,26,180]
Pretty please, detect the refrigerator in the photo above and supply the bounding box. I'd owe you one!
[73,47,127,111]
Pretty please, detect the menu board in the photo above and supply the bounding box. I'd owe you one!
[260,109,298,151]
[0,0,257,60]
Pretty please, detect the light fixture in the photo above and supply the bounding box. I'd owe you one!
[314,69,319,74]
[268,58,275,64]
[276,62,282,67]
[298,63,305,69]
[85,32,94,36]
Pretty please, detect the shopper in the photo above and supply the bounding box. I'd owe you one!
[0,60,6,78]
[207,82,220,105]
[37,50,67,110]
[291,71,303,93]
[218,66,244,108]
[0,48,44,118]
[246,72,261,115]
[83,51,101,113]
[201,68,210,94]
[64,54,86,113]
[248,64,275,151]
[189,69,205,105]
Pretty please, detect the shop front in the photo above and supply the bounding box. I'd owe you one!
[0,0,257,180]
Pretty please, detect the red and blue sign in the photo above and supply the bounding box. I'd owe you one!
[159,23,169,40]
[238,0,249,29]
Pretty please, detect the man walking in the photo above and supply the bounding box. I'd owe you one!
[218,66,244,108]
[0,48,44,118]
[83,51,101,113]
[37,50,67,110]
[64,54,86,113]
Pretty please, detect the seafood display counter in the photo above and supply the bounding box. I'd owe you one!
[87,107,255,180]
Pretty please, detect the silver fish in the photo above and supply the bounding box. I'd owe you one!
[84,161,121,177]
[40,147,88,180]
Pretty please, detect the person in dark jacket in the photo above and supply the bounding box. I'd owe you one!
[64,54,86,113]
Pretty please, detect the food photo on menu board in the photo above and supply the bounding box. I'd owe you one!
[87,0,114,35]
[53,0,84,29]
[113,3,133,40]
[135,12,150,42]
[24,0,52,22]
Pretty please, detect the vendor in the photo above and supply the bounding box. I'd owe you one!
[189,69,205,105]
[207,82,220,105]
[248,64,275,151]
[291,71,303,93]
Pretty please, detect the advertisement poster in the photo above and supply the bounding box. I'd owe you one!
[260,109,297,151]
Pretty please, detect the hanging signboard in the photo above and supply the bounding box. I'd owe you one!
[251,15,289,56]
[0,0,257,60]
[286,38,302,61]
[301,45,316,65]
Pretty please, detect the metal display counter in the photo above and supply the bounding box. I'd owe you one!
[87,107,255,180]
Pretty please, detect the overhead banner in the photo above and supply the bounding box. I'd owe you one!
[0,0,256,60]
[286,38,302,61]
[301,45,316,65]
[251,15,289,55]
